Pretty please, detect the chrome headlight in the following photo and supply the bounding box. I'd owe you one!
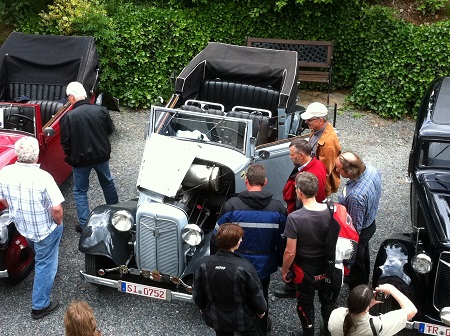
[111,210,133,232]
[181,224,204,246]
[0,211,11,244]
[411,252,432,274]
[440,307,450,326]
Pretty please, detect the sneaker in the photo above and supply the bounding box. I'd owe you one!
[75,224,83,233]
[274,283,296,298]
[31,301,60,320]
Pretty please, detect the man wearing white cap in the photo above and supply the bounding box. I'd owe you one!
[301,102,341,196]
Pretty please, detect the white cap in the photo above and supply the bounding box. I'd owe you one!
[301,102,328,120]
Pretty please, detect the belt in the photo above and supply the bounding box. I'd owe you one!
[240,248,276,255]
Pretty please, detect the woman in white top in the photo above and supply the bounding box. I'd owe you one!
[328,284,417,336]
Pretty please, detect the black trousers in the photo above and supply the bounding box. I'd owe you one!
[215,320,262,336]
[346,220,376,289]
[294,261,337,334]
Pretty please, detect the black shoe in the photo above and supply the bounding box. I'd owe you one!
[267,316,272,332]
[75,224,83,233]
[274,284,296,298]
[31,301,59,320]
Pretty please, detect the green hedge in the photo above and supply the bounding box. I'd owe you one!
[11,0,450,117]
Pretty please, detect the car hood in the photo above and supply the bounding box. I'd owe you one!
[418,171,450,240]
[0,132,24,169]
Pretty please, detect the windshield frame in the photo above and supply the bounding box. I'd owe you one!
[150,106,253,156]
[418,138,450,169]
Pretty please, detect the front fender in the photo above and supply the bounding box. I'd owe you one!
[372,233,425,313]
[78,200,137,266]
[181,231,212,279]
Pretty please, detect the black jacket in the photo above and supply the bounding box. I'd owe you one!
[60,100,114,167]
[193,251,267,332]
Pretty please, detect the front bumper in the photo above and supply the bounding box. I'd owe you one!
[405,320,450,335]
[79,270,193,302]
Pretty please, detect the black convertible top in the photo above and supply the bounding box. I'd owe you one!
[175,42,298,113]
[0,32,99,93]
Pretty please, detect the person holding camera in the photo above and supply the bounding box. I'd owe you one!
[328,284,417,336]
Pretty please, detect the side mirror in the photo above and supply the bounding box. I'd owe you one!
[43,127,55,137]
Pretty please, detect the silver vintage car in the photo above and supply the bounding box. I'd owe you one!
[79,42,301,301]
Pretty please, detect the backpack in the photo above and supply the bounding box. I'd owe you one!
[324,202,359,292]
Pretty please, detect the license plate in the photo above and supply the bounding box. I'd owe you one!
[419,322,450,335]
[120,281,169,301]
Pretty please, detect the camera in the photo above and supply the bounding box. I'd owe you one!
[375,291,385,302]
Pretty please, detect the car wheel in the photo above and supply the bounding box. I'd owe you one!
[1,232,35,285]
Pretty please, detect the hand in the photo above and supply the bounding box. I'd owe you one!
[281,270,291,283]
[257,312,265,318]
[375,283,393,297]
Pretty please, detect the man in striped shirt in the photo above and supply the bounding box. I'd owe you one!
[0,136,64,319]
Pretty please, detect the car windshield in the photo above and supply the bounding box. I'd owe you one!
[419,140,450,168]
[152,108,249,153]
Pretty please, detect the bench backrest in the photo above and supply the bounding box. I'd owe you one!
[198,80,280,115]
[246,37,333,104]
[4,83,66,102]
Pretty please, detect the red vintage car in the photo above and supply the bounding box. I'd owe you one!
[0,32,118,284]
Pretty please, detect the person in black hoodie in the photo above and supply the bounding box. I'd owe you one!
[194,223,267,336]
[213,164,287,334]
[60,81,118,233]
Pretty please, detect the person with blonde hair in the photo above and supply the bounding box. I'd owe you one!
[64,300,101,336]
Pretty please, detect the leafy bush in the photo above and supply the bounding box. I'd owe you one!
[417,0,447,15]
[13,0,450,117]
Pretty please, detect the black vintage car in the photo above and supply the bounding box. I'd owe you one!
[372,76,450,335]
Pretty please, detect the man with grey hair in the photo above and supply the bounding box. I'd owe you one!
[61,81,118,233]
[0,136,64,319]
[301,102,341,196]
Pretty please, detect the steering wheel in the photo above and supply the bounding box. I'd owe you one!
[6,113,34,131]
[216,126,245,146]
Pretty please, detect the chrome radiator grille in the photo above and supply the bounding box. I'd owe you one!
[434,251,450,310]
[136,214,180,276]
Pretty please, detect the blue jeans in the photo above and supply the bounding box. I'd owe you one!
[72,161,118,226]
[28,224,63,310]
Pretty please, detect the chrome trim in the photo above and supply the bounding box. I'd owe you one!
[0,269,9,278]
[79,271,193,302]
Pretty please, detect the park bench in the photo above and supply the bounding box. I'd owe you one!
[246,37,334,105]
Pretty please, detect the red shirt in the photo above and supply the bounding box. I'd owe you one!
[283,157,327,214]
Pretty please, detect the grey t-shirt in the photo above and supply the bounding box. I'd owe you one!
[284,207,331,259]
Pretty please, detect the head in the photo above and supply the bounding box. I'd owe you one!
[15,136,39,163]
[66,81,87,105]
[295,171,318,199]
[64,300,100,336]
[343,284,375,336]
[245,164,267,189]
[289,139,312,166]
[215,223,244,251]
[335,152,366,179]
[301,102,328,131]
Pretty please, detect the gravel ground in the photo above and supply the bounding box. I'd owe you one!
[0,107,415,336]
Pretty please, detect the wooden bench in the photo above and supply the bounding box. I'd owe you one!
[246,37,334,104]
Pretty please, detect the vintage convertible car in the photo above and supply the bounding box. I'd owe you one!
[372,76,450,335]
[0,32,118,284]
[79,42,302,301]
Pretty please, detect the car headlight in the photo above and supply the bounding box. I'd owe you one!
[412,252,432,274]
[111,210,133,232]
[181,224,204,246]
[441,307,450,326]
